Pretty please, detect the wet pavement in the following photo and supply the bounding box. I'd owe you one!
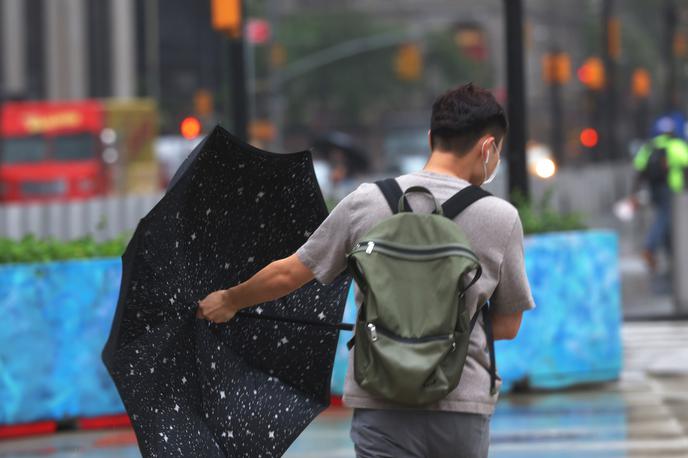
[1,322,687,458]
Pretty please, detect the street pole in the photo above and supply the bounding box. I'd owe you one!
[145,0,160,101]
[267,0,284,151]
[546,4,564,165]
[504,0,529,201]
[601,0,618,160]
[213,0,249,141]
[664,0,677,112]
[550,64,564,165]
[229,32,249,141]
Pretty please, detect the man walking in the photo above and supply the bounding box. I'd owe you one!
[199,83,535,457]
[632,118,688,274]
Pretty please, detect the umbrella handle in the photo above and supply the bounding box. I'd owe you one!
[236,311,354,332]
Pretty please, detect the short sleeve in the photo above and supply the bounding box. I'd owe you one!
[296,192,357,285]
[490,216,535,314]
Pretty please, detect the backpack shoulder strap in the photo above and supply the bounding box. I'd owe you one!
[375,178,412,214]
[442,185,492,220]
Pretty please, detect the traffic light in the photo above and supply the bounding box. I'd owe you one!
[193,89,214,117]
[180,116,202,140]
[270,43,287,68]
[454,25,487,61]
[607,18,621,59]
[580,128,599,148]
[542,52,571,85]
[631,68,651,98]
[577,57,605,91]
[211,0,242,38]
[394,44,422,81]
[674,31,687,58]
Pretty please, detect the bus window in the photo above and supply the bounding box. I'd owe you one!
[1,136,47,164]
[52,133,97,161]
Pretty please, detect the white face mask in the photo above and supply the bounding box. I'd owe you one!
[482,140,501,185]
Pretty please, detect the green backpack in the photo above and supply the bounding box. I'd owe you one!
[346,178,496,407]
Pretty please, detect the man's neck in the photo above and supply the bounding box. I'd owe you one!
[423,151,474,182]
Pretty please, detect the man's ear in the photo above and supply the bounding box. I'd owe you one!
[478,136,493,160]
[427,130,433,151]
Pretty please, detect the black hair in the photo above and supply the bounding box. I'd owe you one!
[430,83,508,155]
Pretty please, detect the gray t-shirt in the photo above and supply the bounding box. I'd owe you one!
[296,170,535,415]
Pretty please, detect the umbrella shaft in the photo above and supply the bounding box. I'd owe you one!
[236,311,354,332]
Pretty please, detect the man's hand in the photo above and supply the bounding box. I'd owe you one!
[197,289,237,323]
[629,194,640,211]
[491,310,523,340]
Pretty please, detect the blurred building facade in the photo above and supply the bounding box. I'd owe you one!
[1,0,688,164]
[0,0,226,134]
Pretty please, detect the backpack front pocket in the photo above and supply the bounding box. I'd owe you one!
[354,322,465,406]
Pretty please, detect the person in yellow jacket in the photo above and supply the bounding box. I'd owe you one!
[632,120,688,272]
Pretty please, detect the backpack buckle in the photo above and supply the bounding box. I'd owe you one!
[367,323,378,341]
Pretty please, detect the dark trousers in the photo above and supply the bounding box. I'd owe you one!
[646,185,672,255]
[350,408,490,458]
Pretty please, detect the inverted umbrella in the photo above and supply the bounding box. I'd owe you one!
[102,126,351,457]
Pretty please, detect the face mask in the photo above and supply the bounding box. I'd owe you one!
[482,141,501,185]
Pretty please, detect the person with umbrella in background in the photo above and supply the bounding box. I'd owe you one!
[312,131,371,201]
[199,83,534,458]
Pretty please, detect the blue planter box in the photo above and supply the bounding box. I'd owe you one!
[496,230,622,391]
[0,230,621,425]
[331,229,623,395]
[0,259,124,425]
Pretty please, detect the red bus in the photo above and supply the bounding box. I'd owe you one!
[0,100,110,203]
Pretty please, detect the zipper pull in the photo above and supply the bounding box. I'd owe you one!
[367,323,378,341]
[365,241,375,255]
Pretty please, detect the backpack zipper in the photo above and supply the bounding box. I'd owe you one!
[353,240,479,263]
[367,322,453,344]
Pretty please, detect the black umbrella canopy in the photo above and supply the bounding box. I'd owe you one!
[103,126,351,457]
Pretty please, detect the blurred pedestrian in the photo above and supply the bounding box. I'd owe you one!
[198,84,534,458]
[631,117,688,273]
[313,131,371,201]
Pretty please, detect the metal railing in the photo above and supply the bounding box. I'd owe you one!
[0,193,163,241]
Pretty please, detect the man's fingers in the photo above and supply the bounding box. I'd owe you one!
[205,309,230,324]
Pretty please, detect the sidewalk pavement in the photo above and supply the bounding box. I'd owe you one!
[484,321,688,458]
[1,322,686,458]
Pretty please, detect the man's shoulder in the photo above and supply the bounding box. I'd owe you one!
[468,194,520,232]
[347,177,519,215]
[478,194,518,216]
[343,182,384,204]
[332,182,386,216]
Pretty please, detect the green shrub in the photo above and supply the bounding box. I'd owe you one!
[0,234,130,264]
[512,188,587,235]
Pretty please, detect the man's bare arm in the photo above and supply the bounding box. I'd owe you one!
[197,254,315,323]
[491,310,523,340]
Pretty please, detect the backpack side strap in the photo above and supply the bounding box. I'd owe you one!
[375,178,412,214]
[442,186,492,220]
[469,303,497,396]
